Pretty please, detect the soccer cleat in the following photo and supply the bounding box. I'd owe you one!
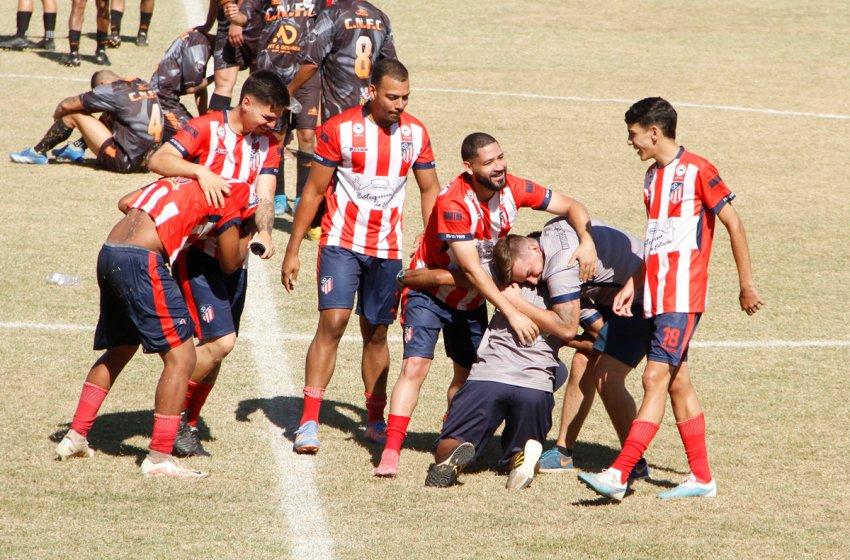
[291,197,300,214]
[141,454,209,478]
[577,468,628,501]
[657,473,717,499]
[538,447,574,473]
[305,226,321,241]
[33,37,55,50]
[0,36,31,50]
[424,441,475,488]
[55,429,96,460]
[364,419,387,444]
[136,31,148,47]
[274,194,289,216]
[293,420,320,454]
[52,143,85,162]
[506,439,543,490]
[63,52,82,67]
[628,457,651,481]
[172,415,211,458]
[373,448,400,478]
[94,50,111,66]
[107,33,121,48]
[10,147,48,165]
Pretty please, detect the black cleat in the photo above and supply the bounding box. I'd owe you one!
[63,52,82,67]
[94,50,111,66]
[33,37,55,50]
[0,36,31,50]
[106,33,121,48]
[136,31,148,47]
[425,442,475,488]
[173,414,211,457]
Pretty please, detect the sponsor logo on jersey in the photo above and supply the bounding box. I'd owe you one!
[347,146,368,153]
[216,125,226,139]
[354,178,394,208]
[669,181,684,204]
[320,275,334,294]
[443,211,463,221]
[352,123,365,134]
[675,164,687,178]
[400,125,411,137]
[400,141,414,163]
[345,18,383,32]
[201,304,215,324]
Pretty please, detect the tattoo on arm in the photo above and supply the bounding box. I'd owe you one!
[255,198,274,235]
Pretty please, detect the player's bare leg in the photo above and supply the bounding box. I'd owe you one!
[137,0,154,45]
[293,308,352,454]
[210,66,239,111]
[595,354,639,446]
[61,113,111,158]
[65,0,86,66]
[445,362,469,413]
[93,0,110,64]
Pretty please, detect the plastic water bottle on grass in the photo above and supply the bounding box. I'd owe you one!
[46,273,80,286]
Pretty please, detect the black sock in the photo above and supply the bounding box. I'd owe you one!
[43,13,56,36]
[72,138,87,150]
[275,158,286,197]
[110,10,123,35]
[16,11,32,37]
[96,30,108,52]
[34,120,73,153]
[556,445,572,457]
[69,30,81,53]
[139,12,153,33]
[208,93,231,111]
[295,150,313,198]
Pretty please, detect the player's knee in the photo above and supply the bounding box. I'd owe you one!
[641,367,670,393]
[401,357,431,384]
[202,334,237,361]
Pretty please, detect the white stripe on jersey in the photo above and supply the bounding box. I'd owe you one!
[139,184,169,214]
[674,164,699,311]
[154,201,180,226]
[203,120,219,169]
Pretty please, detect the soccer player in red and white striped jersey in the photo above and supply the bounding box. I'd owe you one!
[281,59,441,455]
[374,132,599,478]
[578,97,764,501]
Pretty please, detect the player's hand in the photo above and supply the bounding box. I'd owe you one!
[506,310,539,346]
[281,253,300,293]
[569,235,598,282]
[612,278,635,317]
[739,286,765,316]
[197,168,231,208]
[227,21,244,47]
[252,231,275,259]
[409,232,424,258]
[223,3,240,22]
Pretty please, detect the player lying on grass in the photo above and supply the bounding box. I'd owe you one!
[55,176,253,478]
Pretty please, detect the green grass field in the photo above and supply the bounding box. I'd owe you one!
[1,1,848,558]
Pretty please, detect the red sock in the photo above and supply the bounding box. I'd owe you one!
[182,380,199,412]
[611,420,660,484]
[186,382,215,427]
[70,382,109,437]
[364,391,387,422]
[149,413,181,454]
[300,386,325,425]
[384,414,410,453]
[678,413,712,483]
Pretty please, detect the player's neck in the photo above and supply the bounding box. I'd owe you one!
[229,108,246,136]
[653,140,681,168]
[470,179,498,203]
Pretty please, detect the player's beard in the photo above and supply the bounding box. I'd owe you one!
[473,167,507,192]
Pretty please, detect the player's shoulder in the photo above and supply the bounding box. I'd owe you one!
[398,112,427,131]
[679,148,716,171]
[505,173,539,193]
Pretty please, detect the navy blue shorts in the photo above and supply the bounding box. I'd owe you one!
[172,247,247,341]
[592,304,652,368]
[401,289,487,370]
[93,243,194,354]
[647,312,701,367]
[316,245,401,325]
[436,380,554,471]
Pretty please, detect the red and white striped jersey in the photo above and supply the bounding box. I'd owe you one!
[128,177,251,266]
[410,172,551,310]
[168,109,279,258]
[313,104,436,259]
[641,147,735,317]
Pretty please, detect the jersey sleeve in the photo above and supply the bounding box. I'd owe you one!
[259,134,282,175]
[436,199,474,241]
[541,229,581,303]
[80,84,122,114]
[378,19,396,59]
[313,118,341,167]
[168,116,210,159]
[213,183,250,234]
[412,126,436,170]
[181,35,211,90]
[697,161,736,214]
[510,177,551,210]
[301,8,335,66]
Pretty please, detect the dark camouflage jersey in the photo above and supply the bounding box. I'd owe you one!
[149,31,212,107]
[302,0,396,119]
[250,0,322,84]
[80,78,162,165]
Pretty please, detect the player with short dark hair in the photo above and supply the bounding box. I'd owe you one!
[578,96,764,501]
[10,70,162,173]
[147,70,288,456]
[0,0,57,50]
[149,29,215,141]
[372,132,597,478]
[280,58,441,457]
[54,176,253,477]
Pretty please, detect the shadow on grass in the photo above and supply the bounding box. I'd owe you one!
[49,411,212,465]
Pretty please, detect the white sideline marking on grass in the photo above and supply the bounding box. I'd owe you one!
[0,73,89,83]
[415,87,850,121]
[1,322,848,349]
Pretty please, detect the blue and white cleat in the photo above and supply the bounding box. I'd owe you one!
[10,147,48,164]
[52,143,85,162]
[293,420,320,454]
[538,447,574,473]
[657,473,717,499]
[628,457,651,481]
[578,468,627,501]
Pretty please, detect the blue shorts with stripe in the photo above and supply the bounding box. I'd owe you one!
[647,312,702,367]
[592,304,652,368]
[172,247,247,341]
[93,243,194,354]
[401,289,487,371]
[316,245,401,325]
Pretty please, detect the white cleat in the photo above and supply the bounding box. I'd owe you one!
[55,429,96,460]
[506,439,543,490]
[141,454,209,478]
